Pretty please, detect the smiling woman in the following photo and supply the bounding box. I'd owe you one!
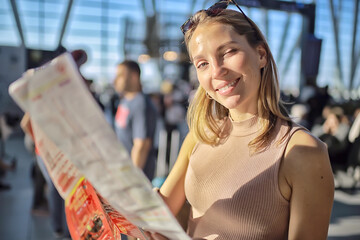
[148,1,334,240]
[185,8,284,149]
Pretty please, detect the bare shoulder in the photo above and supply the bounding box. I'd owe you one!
[285,129,328,163]
[287,128,326,151]
[282,129,334,239]
[283,129,333,187]
[182,132,198,158]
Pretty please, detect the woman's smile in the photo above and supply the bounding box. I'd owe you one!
[215,77,241,95]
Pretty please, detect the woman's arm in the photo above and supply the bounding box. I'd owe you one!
[283,130,334,240]
[159,132,197,216]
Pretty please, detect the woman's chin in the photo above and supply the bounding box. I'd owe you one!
[219,97,242,110]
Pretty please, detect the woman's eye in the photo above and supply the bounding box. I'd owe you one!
[197,62,208,69]
[224,49,238,56]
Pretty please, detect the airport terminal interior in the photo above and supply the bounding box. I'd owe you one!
[1,0,360,239]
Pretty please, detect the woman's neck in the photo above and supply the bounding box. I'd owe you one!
[229,110,258,122]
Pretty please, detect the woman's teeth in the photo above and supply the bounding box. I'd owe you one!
[217,78,239,92]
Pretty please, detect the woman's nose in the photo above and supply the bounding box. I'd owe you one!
[211,61,228,79]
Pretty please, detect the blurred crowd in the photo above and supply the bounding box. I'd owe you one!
[288,85,360,188]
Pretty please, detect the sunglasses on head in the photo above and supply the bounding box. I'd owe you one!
[181,0,253,35]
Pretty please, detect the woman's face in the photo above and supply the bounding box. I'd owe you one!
[188,22,267,116]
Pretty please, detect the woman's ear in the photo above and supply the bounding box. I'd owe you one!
[256,45,267,69]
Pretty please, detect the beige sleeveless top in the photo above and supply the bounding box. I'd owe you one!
[185,116,302,240]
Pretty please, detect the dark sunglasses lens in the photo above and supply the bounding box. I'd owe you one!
[209,1,229,11]
[208,1,229,15]
[181,19,193,34]
[181,1,229,34]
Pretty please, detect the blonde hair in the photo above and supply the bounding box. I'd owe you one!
[185,9,290,151]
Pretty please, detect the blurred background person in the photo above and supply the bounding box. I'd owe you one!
[113,60,158,181]
[312,106,350,172]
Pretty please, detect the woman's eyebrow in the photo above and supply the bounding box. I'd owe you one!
[192,54,204,62]
[192,40,239,62]
[217,41,240,53]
